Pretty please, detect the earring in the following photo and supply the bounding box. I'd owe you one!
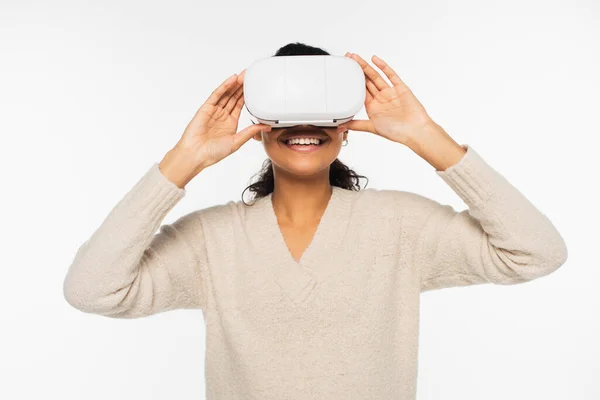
[342,132,349,146]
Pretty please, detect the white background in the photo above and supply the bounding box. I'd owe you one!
[1,0,598,399]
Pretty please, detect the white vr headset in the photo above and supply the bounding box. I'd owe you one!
[243,55,366,128]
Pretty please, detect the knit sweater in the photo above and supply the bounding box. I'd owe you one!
[63,144,568,399]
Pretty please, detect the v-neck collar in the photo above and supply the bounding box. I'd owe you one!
[245,185,355,305]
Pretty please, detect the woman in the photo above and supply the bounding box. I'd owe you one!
[63,43,568,399]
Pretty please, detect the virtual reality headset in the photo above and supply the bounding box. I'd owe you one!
[243,55,366,129]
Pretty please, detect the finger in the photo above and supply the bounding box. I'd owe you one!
[346,52,373,101]
[217,78,242,108]
[370,55,408,90]
[237,69,246,84]
[366,77,379,100]
[221,69,247,111]
[224,84,243,114]
[205,74,238,107]
[232,124,271,151]
[338,119,375,134]
[231,90,246,120]
[365,84,374,103]
[350,53,390,91]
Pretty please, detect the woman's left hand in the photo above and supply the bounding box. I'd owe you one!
[336,53,436,147]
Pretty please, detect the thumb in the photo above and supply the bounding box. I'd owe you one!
[232,124,271,151]
[338,119,374,134]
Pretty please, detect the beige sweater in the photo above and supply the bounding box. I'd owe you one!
[63,144,568,399]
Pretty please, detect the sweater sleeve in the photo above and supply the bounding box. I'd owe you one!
[63,163,207,318]
[413,144,568,292]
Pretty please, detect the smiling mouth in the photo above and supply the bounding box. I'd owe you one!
[282,137,329,146]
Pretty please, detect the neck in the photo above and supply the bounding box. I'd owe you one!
[271,169,332,226]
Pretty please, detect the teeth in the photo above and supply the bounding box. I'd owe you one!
[285,138,323,145]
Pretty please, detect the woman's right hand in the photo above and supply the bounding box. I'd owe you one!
[159,70,272,188]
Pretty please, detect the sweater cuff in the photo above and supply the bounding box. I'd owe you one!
[120,163,186,220]
[435,144,495,205]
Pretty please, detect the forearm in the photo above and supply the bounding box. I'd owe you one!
[159,145,204,189]
[407,121,467,171]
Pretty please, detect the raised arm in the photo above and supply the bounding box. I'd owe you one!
[63,70,272,317]
[410,144,568,292]
[331,53,567,291]
[63,163,207,318]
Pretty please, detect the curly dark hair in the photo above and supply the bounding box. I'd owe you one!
[242,42,369,205]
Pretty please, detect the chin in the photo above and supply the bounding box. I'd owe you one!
[272,157,335,178]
